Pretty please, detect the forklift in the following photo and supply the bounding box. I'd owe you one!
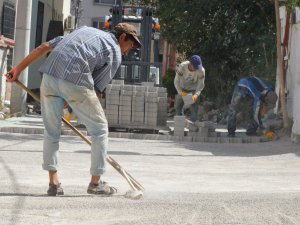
[104,0,162,85]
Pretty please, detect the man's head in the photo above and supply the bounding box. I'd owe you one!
[264,91,278,110]
[112,23,141,55]
[188,55,202,71]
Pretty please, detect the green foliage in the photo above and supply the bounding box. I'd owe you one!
[284,0,300,11]
[162,68,177,97]
[146,0,278,106]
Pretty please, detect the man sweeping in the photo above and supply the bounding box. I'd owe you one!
[5,23,141,196]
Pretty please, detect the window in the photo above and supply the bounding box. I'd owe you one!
[2,2,15,39]
[35,1,44,47]
[92,17,105,30]
[1,2,16,71]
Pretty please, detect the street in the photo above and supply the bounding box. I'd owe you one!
[0,132,300,225]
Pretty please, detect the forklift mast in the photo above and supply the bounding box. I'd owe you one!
[108,0,161,85]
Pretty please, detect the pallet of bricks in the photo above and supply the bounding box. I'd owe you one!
[105,80,168,129]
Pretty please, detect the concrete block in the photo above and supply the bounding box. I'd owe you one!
[121,84,133,91]
[146,86,158,92]
[145,96,158,103]
[106,84,112,91]
[145,103,158,112]
[120,90,133,96]
[110,84,122,90]
[132,111,144,117]
[135,86,147,92]
[106,95,120,101]
[145,121,157,126]
[208,131,220,137]
[174,116,186,122]
[183,136,193,142]
[182,94,194,107]
[158,92,168,97]
[119,110,131,116]
[120,95,132,102]
[133,91,145,97]
[111,79,124,85]
[173,131,185,137]
[141,82,155,87]
[192,136,207,142]
[132,96,145,101]
[119,105,132,111]
[132,105,144,112]
[207,137,218,143]
[145,111,158,118]
[146,92,158,98]
[106,89,120,96]
[106,98,119,105]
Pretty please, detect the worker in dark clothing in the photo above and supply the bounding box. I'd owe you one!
[227,76,278,137]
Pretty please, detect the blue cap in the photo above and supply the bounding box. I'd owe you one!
[190,55,202,70]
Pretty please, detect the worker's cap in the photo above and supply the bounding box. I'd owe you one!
[113,23,142,48]
[264,91,278,109]
[189,55,202,70]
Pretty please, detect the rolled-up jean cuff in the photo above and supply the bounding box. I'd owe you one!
[42,164,58,171]
[90,168,106,176]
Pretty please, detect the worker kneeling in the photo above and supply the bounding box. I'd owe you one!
[227,76,278,138]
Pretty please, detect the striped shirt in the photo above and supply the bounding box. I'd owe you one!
[39,26,122,92]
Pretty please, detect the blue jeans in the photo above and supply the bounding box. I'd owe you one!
[175,93,201,122]
[40,74,108,176]
[227,86,260,135]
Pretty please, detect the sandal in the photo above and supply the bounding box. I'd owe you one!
[87,181,117,195]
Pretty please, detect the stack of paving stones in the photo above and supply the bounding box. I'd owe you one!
[105,80,123,125]
[187,121,265,143]
[188,121,217,142]
[173,116,186,137]
[132,85,146,124]
[119,85,133,125]
[104,80,168,128]
[157,87,168,126]
[145,86,159,126]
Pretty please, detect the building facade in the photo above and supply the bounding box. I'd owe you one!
[28,0,71,89]
[278,6,300,142]
[79,0,117,29]
[0,0,16,104]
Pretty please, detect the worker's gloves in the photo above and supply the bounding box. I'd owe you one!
[192,95,198,103]
[180,92,188,97]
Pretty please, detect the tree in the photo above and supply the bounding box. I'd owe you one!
[154,0,276,105]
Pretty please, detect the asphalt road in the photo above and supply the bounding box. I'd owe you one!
[0,132,300,225]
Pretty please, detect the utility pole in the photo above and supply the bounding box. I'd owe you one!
[10,0,32,115]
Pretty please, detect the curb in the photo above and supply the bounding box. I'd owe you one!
[0,126,268,144]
